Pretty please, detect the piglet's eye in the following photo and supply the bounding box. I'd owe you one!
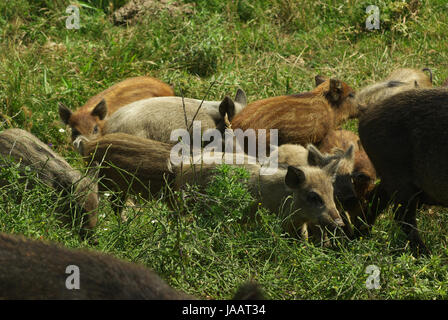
[307,191,324,207]
[93,125,99,134]
[352,172,370,183]
[72,129,80,139]
[348,92,355,98]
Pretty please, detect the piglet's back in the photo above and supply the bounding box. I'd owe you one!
[103,97,217,144]
[82,76,174,115]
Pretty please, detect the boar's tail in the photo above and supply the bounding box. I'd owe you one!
[422,68,433,83]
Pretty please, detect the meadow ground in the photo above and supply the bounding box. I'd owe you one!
[1,0,448,299]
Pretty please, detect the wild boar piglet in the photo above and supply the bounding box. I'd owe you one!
[356,68,433,108]
[231,76,361,148]
[101,91,246,147]
[0,129,98,239]
[59,76,175,141]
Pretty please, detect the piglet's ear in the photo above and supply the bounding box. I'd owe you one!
[344,144,355,161]
[307,144,326,167]
[219,96,236,121]
[328,79,343,103]
[91,99,108,120]
[285,166,306,189]
[234,88,247,107]
[323,158,341,181]
[357,139,365,152]
[315,75,328,87]
[58,103,72,125]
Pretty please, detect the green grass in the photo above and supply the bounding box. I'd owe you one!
[1,0,448,299]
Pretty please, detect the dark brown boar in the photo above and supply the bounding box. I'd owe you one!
[0,129,98,239]
[0,232,264,299]
[58,76,175,142]
[78,133,175,216]
[358,88,448,255]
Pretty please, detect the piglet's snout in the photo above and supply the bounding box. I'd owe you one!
[329,209,345,227]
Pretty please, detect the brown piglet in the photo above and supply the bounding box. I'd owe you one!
[319,129,377,235]
[59,76,175,141]
[230,76,361,147]
[77,133,175,216]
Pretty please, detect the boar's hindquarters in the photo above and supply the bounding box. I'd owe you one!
[359,89,448,255]
[0,232,192,300]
